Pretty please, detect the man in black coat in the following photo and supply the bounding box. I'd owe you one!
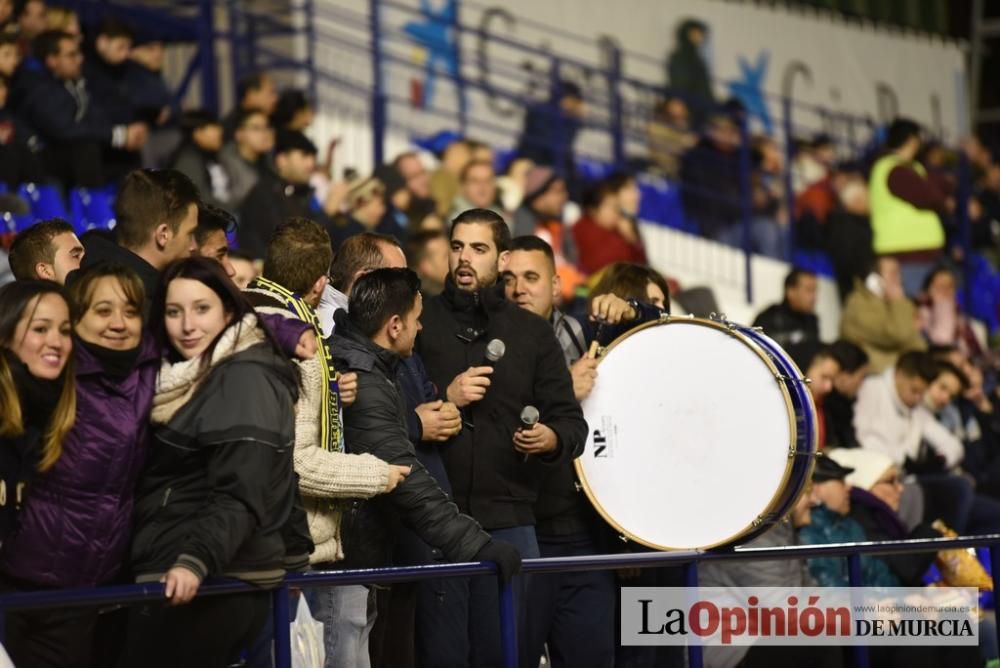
[237,129,334,259]
[415,208,587,667]
[77,168,200,302]
[22,30,147,190]
[83,17,144,183]
[331,268,521,666]
[752,267,821,359]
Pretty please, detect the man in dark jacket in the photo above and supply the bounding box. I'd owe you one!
[666,19,716,128]
[78,168,199,301]
[824,340,870,450]
[680,113,741,241]
[22,30,147,189]
[504,235,640,668]
[415,208,587,667]
[752,268,820,355]
[515,80,584,183]
[332,267,521,667]
[238,129,333,259]
[83,17,144,183]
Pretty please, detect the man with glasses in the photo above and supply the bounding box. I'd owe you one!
[219,107,274,209]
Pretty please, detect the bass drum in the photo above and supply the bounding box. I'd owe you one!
[575,315,817,550]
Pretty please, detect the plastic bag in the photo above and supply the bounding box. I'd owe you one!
[291,594,325,668]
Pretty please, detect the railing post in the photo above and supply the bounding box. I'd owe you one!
[197,0,219,116]
[684,561,704,668]
[956,151,973,309]
[990,545,1000,660]
[450,1,467,136]
[273,584,292,668]
[846,554,869,668]
[781,96,795,263]
[498,575,517,668]
[369,0,387,166]
[548,57,564,177]
[303,0,318,106]
[737,110,754,304]
[607,45,625,169]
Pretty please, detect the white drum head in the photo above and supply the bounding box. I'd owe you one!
[576,319,795,550]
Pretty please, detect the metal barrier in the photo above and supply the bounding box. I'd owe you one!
[2,535,999,668]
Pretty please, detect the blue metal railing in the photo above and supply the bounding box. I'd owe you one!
[2,535,999,668]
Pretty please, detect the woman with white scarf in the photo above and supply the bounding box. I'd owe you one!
[121,257,308,667]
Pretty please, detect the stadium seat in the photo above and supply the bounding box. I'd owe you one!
[69,187,117,234]
[18,183,68,222]
[791,249,836,278]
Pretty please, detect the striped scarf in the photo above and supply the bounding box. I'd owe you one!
[245,276,343,452]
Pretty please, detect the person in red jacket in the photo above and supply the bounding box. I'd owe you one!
[572,179,646,275]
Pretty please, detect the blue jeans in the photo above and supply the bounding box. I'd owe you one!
[415,525,539,668]
[305,583,375,668]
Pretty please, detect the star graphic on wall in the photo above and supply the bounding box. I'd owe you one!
[727,51,773,135]
[402,0,458,109]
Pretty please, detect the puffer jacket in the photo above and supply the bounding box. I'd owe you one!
[0,334,159,588]
[332,311,491,566]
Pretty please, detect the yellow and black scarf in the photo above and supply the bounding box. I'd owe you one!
[245,276,343,452]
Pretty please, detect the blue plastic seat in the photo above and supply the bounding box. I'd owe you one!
[791,249,836,278]
[69,187,116,234]
[18,183,68,222]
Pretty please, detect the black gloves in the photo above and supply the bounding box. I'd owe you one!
[473,539,523,583]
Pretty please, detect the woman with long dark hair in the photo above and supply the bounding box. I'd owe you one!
[121,257,307,667]
[0,280,77,664]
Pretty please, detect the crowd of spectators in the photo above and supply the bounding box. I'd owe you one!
[0,5,999,668]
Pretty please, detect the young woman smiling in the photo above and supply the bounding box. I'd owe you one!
[0,281,75,540]
[0,280,77,668]
[122,257,308,667]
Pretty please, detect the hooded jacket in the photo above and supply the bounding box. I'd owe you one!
[332,311,491,566]
[416,278,587,529]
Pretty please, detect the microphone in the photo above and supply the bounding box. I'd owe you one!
[520,405,539,428]
[520,405,539,462]
[484,338,506,366]
[462,339,506,431]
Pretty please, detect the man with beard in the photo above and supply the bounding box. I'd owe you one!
[415,208,587,667]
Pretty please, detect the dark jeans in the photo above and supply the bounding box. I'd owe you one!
[739,644,844,667]
[415,525,540,668]
[3,604,98,668]
[919,473,1000,534]
[521,533,615,668]
[614,565,686,668]
[118,590,270,668]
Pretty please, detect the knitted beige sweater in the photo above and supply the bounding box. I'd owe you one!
[296,352,391,563]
